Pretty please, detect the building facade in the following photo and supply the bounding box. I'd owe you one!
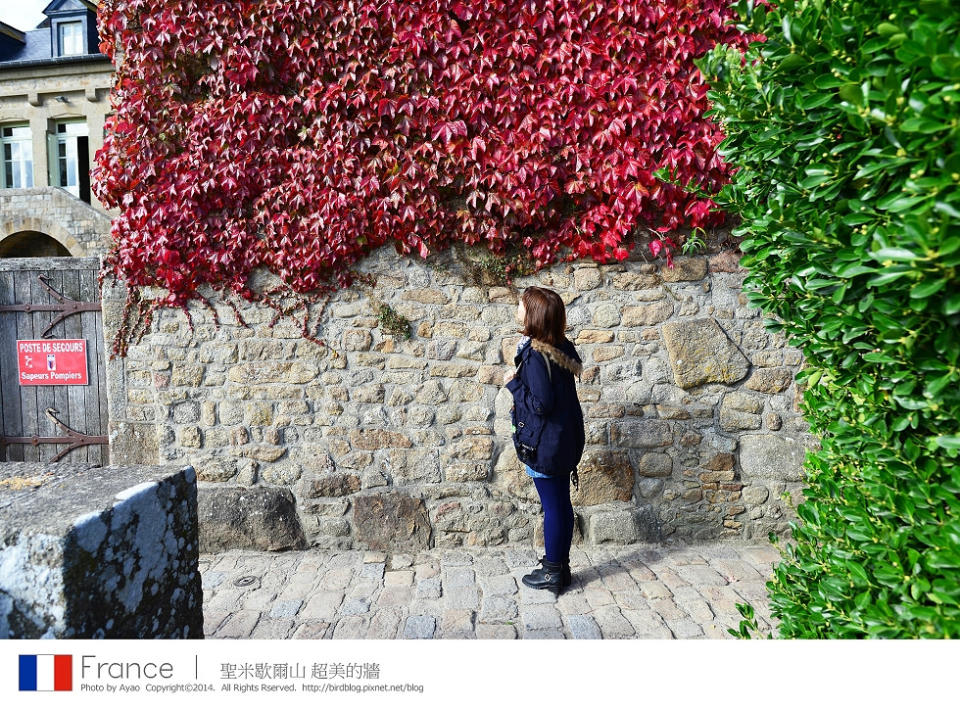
[0,0,114,258]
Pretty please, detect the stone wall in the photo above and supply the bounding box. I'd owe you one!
[103,244,817,551]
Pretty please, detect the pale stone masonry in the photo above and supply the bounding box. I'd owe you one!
[0,186,111,256]
[103,242,816,552]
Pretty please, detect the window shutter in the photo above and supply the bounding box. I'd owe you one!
[47,132,59,188]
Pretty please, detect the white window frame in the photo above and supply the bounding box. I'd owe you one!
[1,124,34,189]
[58,21,84,56]
[48,120,88,198]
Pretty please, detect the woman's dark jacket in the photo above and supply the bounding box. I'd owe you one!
[506,335,585,477]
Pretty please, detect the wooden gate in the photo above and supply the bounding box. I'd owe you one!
[0,257,109,464]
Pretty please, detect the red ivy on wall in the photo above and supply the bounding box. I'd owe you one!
[93,0,756,356]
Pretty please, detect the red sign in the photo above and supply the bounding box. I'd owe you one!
[17,339,89,386]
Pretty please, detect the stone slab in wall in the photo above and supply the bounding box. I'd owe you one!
[197,484,308,553]
[353,491,432,551]
[0,462,203,639]
[661,318,750,387]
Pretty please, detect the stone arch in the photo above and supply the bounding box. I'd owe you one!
[0,231,72,258]
[0,217,83,257]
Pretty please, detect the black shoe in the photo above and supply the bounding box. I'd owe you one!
[561,560,572,589]
[522,557,565,595]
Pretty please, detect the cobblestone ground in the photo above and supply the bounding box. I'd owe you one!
[200,543,780,639]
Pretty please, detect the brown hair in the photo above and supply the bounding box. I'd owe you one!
[517,286,566,345]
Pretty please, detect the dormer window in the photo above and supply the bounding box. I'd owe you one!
[0,1,106,65]
[57,21,83,56]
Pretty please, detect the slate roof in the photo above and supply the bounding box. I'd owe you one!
[0,1,109,69]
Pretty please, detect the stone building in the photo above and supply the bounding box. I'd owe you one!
[0,0,113,258]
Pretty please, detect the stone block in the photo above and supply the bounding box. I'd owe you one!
[439,609,476,638]
[479,595,517,623]
[745,367,793,394]
[197,484,307,552]
[402,615,437,639]
[661,318,750,388]
[574,268,602,290]
[593,606,636,638]
[622,300,674,326]
[108,421,159,465]
[742,485,770,505]
[610,419,673,448]
[302,474,361,498]
[723,391,765,414]
[660,256,708,282]
[740,435,806,482]
[593,303,620,326]
[719,410,761,432]
[228,361,318,384]
[702,452,735,471]
[353,492,432,551]
[194,456,237,482]
[635,452,673,478]
[520,604,562,631]
[586,506,659,544]
[611,272,661,290]
[349,429,414,450]
[0,462,202,639]
[576,329,616,344]
[570,449,635,506]
[566,614,602,639]
[416,577,442,599]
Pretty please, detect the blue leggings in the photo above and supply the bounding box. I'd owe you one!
[533,472,574,564]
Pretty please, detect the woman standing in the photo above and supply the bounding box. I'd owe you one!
[505,286,586,596]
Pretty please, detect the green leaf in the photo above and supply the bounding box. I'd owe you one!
[944,293,960,315]
[813,74,847,89]
[838,83,866,106]
[901,117,949,134]
[931,54,960,80]
[836,264,876,278]
[863,351,898,364]
[799,174,834,189]
[931,436,960,451]
[781,14,793,43]
[799,93,836,110]
[934,201,960,219]
[910,279,947,299]
[875,194,931,213]
[847,561,870,585]
[926,372,956,397]
[871,248,919,261]
[779,54,808,71]
[876,22,901,37]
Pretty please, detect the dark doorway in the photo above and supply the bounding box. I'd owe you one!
[77,136,90,204]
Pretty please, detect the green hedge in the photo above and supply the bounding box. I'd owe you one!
[696,0,960,637]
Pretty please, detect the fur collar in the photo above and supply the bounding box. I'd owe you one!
[529,337,583,377]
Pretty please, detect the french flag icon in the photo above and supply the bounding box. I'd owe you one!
[19,654,72,691]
